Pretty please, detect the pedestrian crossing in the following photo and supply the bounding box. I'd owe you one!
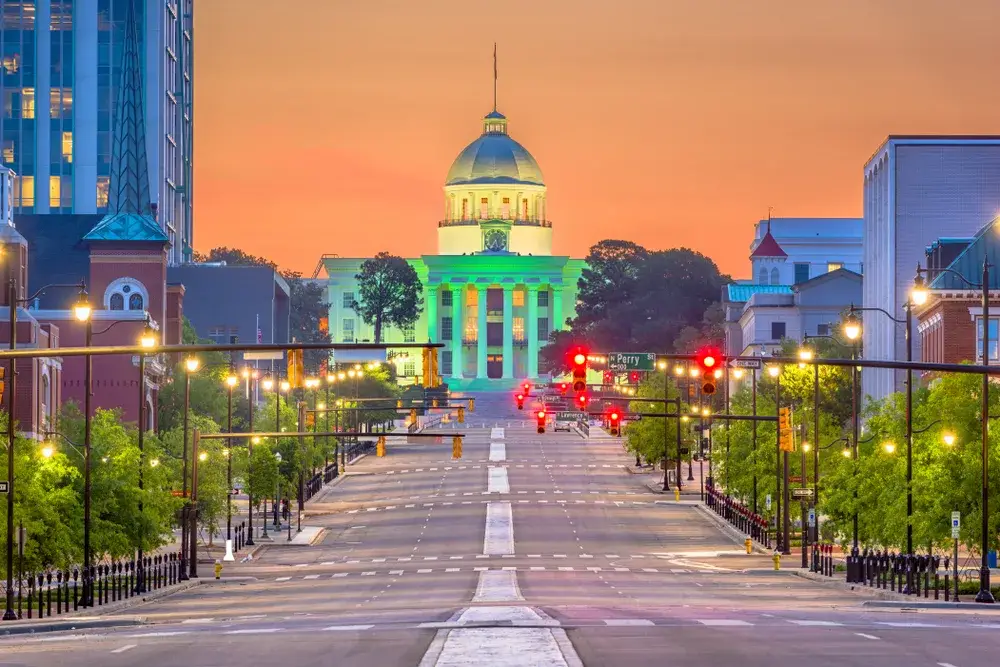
[266,564,727,582]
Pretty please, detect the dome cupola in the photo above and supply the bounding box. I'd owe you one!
[445,110,545,187]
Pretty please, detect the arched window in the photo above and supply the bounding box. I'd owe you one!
[129,293,143,310]
[757,268,768,285]
[103,278,149,311]
[110,293,124,310]
[770,268,780,285]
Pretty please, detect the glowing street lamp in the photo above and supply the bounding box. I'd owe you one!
[843,312,861,341]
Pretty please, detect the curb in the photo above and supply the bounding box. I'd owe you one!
[0,615,147,637]
[643,480,701,497]
[693,504,771,555]
[791,570,912,601]
[862,598,989,610]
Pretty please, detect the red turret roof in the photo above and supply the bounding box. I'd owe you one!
[750,229,787,258]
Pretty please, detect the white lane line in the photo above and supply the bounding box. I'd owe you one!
[303,574,320,580]
[125,632,191,638]
[696,620,752,626]
[111,645,137,654]
[603,619,655,626]
[489,442,507,462]
[323,625,376,631]
[855,633,880,640]
[488,466,510,494]
[875,622,942,628]
[181,618,215,624]
[483,501,514,555]
[224,628,281,635]
[938,664,958,667]
[787,620,843,626]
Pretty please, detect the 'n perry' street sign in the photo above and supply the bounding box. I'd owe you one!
[607,352,655,372]
[730,358,762,370]
[791,488,815,500]
[0,481,8,493]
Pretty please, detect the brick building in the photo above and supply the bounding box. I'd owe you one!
[915,219,1000,365]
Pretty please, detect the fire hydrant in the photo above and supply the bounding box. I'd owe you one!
[772,551,781,571]
[674,488,680,502]
[745,538,753,554]
[214,559,223,580]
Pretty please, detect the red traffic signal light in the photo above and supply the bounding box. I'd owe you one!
[696,346,723,396]
[608,410,622,436]
[559,382,568,394]
[577,392,589,408]
[536,409,547,434]
[570,347,588,392]
[522,382,531,396]
[629,371,639,384]
[515,392,525,410]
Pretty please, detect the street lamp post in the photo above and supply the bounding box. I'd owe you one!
[260,375,274,539]
[913,259,993,602]
[135,320,157,593]
[224,371,237,562]
[178,356,199,580]
[243,368,256,547]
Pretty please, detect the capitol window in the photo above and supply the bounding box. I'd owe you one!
[501,197,510,219]
[513,290,524,307]
[480,198,488,219]
[461,199,468,220]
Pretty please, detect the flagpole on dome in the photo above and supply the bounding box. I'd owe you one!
[493,43,498,112]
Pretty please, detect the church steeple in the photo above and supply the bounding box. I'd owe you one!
[84,0,167,243]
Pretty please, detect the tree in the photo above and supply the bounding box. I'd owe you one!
[574,240,647,330]
[195,247,277,270]
[354,252,423,343]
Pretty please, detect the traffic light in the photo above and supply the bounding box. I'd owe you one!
[306,412,316,429]
[536,409,547,434]
[608,410,622,437]
[559,382,568,395]
[571,348,588,392]
[696,346,723,396]
[628,371,640,384]
[0,366,6,404]
[457,406,465,423]
[410,407,418,423]
[576,392,589,410]
[422,347,440,387]
[522,382,532,396]
[452,435,463,459]
[287,349,304,389]
[778,407,794,452]
[515,393,525,410]
[377,435,386,457]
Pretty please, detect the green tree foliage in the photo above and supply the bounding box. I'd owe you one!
[541,241,728,373]
[353,252,423,344]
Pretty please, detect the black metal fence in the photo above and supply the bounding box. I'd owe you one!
[811,544,955,600]
[705,486,771,549]
[303,441,375,501]
[7,553,183,620]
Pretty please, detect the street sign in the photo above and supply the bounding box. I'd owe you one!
[765,494,772,511]
[680,447,690,455]
[607,352,655,372]
[791,488,815,500]
[0,481,7,493]
[624,414,642,422]
[952,511,961,538]
[730,358,763,370]
[243,350,284,361]
[556,412,581,421]
[808,508,816,527]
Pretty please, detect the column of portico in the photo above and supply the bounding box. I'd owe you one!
[426,285,439,342]
[502,286,514,379]
[451,284,463,379]
[527,284,539,378]
[551,286,564,331]
[476,283,488,379]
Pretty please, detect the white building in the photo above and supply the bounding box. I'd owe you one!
[0,0,193,265]
[317,105,585,389]
[863,136,1000,400]
[723,217,863,357]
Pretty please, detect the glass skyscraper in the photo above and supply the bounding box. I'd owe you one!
[1,0,193,265]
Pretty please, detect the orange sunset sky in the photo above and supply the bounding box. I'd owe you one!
[193,0,1000,279]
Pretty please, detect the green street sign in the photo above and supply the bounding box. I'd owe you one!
[607,352,655,372]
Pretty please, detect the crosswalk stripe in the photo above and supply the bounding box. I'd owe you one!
[697,620,752,626]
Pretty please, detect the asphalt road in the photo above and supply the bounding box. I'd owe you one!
[1,404,997,666]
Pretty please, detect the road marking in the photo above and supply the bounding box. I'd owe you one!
[303,574,320,580]
[323,625,375,631]
[938,663,958,667]
[126,632,191,638]
[488,467,510,494]
[558,567,575,571]
[855,633,880,640]
[484,501,515,555]
[333,573,349,578]
[472,570,523,602]
[418,569,433,573]
[603,619,655,626]
[876,622,942,628]
[788,620,842,626]
[274,577,291,582]
[491,428,505,440]
[111,645,137,654]
[697,620,752,626]
[225,628,281,635]
[181,618,215,624]
[489,442,507,462]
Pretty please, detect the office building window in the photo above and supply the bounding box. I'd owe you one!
[771,321,786,340]
[512,316,525,342]
[14,176,33,207]
[402,324,415,343]
[827,262,843,273]
[96,177,110,208]
[342,319,355,342]
[976,316,999,362]
[538,290,549,307]
[342,291,355,309]
[817,323,830,336]
[49,176,60,208]
[513,290,524,307]
[61,131,72,163]
[2,139,12,164]
[20,88,34,119]
[794,263,810,284]
[442,290,453,307]
[538,317,550,342]
[442,351,453,375]
[441,316,453,340]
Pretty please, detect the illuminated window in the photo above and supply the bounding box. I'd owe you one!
[466,289,478,307]
[21,88,34,119]
[479,198,488,219]
[14,176,34,207]
[522,199,528,220]
[50,89,72,118]
[501,197,510,219]
[827,262,843,273]
[512,316,525,342]
[513,290,524,307]
[2,54,19,74]
[49,175,60,208]
[342,319,355,342]
[461,199,468,220]
[2,140,12,164]
[465,318,477,341]
[96,177,110,207]
[976,317,999,362]
[61,131,73,163]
